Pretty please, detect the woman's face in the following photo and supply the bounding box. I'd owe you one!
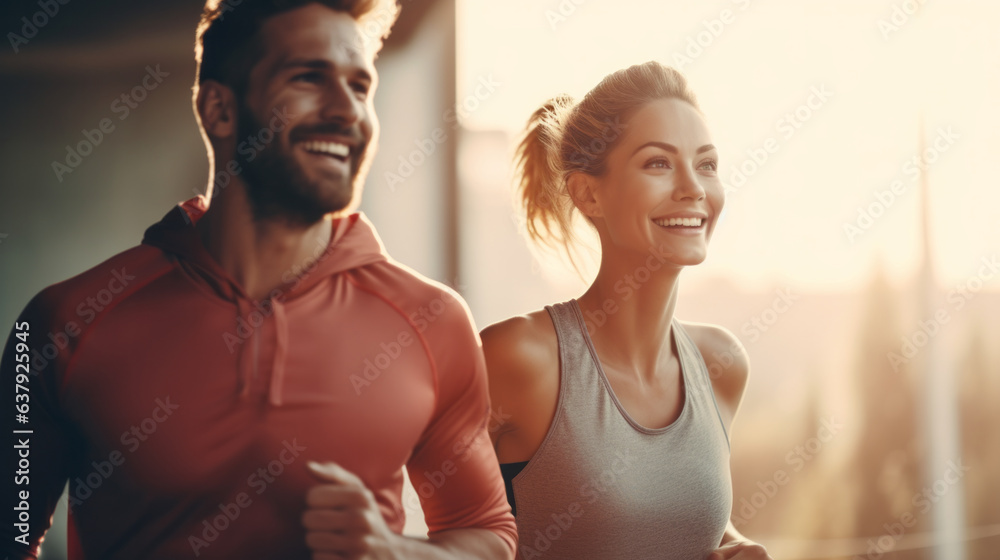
[588,97,724,268]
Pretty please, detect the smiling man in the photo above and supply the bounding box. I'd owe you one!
[0,1,516,559]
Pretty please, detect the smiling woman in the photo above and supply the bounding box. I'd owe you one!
[481,61,772,559]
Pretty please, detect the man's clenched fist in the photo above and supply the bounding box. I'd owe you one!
[302,461,401,560]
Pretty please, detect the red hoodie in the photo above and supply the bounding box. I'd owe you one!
[1,196,516,559]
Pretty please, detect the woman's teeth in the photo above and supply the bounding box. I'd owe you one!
[300,140,350,157]
[654,217,704,227]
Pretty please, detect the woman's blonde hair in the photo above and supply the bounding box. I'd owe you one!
[514,61,699,266]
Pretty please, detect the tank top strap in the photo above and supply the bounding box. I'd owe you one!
[544,300,587,353]
[671,319,732,451]
[544,300,603,404]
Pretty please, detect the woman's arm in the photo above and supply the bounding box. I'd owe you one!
[480,311,560,463]
[688,323,773,560]
[686,322,751,431]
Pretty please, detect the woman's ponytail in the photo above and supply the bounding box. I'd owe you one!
[514,95,579,258]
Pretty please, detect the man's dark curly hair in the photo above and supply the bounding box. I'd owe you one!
[193,0,399,98]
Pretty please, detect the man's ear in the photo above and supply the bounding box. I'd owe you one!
[566,172,603,218]
[195,80,238,140]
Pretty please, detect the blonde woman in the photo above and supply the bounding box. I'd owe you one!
[482,62,772,560]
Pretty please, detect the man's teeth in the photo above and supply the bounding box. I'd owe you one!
[300,140,350,157]
[654,217,704,227]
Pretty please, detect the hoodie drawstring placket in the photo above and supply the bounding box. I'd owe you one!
[234,296,289,406]
[236,298,254,399]
[269,299,288,407]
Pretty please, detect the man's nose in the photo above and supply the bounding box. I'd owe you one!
[319,79,362,125]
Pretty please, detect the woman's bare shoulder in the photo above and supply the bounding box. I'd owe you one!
[480,309,560,442]
[678,320,750,426]
[481,309,559,379]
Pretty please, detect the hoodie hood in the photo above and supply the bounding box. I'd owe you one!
[141,195,387,302]
[140,195,388,406]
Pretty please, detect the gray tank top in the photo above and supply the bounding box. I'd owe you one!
[510,300,732,559]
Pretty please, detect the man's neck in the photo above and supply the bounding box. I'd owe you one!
[196,187,334,301]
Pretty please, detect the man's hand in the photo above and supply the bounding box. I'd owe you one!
[303,461,401,560]
[708,539,773,560]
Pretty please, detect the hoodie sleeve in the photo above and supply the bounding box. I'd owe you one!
[404,289,517,554]
[0,292,75,559]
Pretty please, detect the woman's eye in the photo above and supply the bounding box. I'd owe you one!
[646,158,671,169]
[699,159,718,171]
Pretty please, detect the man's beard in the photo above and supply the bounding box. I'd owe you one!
[236,104,365,227]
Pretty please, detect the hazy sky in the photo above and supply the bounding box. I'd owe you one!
[456,0,999,292]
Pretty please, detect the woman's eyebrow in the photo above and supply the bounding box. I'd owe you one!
[631,141,716,156]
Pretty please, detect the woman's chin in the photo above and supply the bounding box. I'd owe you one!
[655,242,708,268]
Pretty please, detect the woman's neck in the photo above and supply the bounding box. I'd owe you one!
[577,251,682,381]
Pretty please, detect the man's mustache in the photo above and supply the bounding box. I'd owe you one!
[290,125,366,150]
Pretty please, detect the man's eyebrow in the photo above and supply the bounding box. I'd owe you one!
[631,141,716,156]
[279,58,331,71]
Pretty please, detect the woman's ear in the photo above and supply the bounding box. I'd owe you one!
[566,172,603,218]
[195,80,238,140]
